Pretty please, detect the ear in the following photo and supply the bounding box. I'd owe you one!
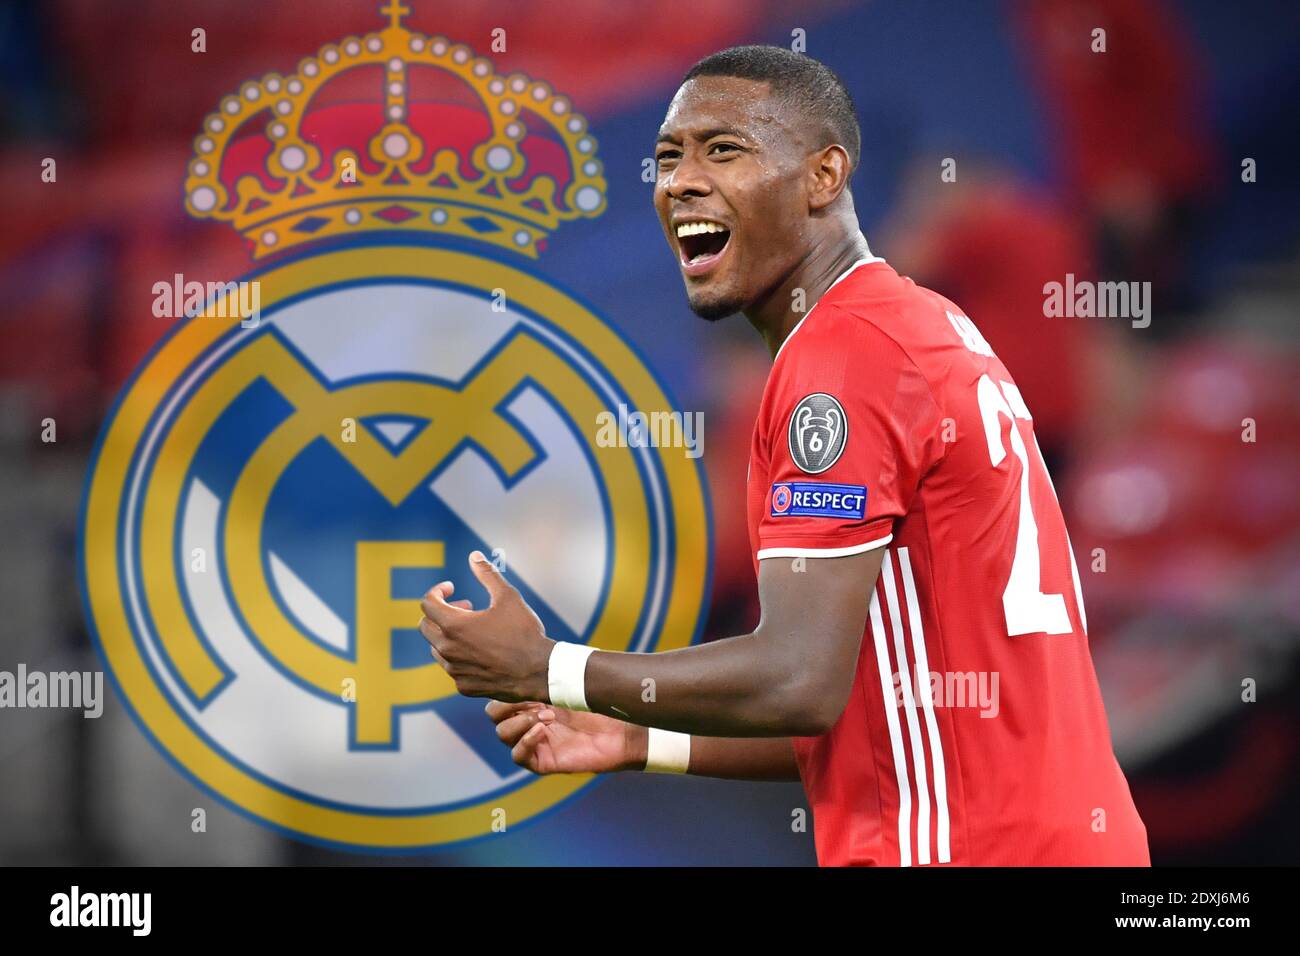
[808,144,852,212]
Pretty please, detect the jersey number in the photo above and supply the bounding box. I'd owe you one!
[976,375,1085,637]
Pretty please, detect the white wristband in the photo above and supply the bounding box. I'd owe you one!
[645,728,691,774]
[547,641,596,712]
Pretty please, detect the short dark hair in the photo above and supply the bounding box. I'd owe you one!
[681,45,861,172]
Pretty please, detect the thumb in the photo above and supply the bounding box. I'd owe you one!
[468,550,513,604]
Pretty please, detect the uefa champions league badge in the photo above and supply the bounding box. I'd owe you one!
[79,1,710,853]
[788,392,848,474]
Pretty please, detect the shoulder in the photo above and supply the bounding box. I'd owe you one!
[785,258,949,361]
[771,296,941,418]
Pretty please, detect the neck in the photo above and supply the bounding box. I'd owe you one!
[745,228,874,361]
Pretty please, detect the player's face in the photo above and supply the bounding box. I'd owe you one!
[654,76,816,321]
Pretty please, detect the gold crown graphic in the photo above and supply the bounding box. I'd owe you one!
[183,0,606,258]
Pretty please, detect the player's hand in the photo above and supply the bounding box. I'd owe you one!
[418,551,553,703]
[486,700,647,775]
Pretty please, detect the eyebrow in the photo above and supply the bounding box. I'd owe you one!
[655,126,746,146]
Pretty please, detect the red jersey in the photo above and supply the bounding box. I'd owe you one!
[746,257,1149,866]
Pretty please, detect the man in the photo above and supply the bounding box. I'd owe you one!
[419,46,1149,866]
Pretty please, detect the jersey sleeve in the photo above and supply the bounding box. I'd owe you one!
[756,307,945,559]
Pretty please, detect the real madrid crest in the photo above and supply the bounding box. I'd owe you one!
[80,1,710,852]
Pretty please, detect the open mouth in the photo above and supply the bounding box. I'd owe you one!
[675,220,731,275]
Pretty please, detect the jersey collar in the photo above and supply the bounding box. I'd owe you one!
[773,256,885,362]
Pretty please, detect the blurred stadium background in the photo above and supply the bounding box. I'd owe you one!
[1,0,1297,865]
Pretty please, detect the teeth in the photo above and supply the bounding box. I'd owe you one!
[676,221,727,238]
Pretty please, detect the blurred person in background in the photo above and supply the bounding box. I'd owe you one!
[1015,0,1219,319]
[881,158,1103,473]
